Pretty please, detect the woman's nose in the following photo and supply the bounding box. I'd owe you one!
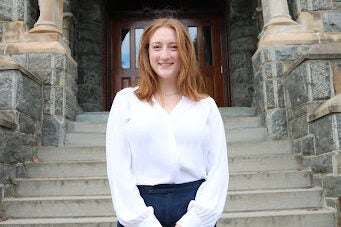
[160,47,170,59]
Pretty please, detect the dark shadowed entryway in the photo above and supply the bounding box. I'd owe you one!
[104,0,230,110]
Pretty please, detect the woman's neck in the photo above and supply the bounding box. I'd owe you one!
[157,79,179,96]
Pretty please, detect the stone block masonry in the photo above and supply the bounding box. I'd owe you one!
[229,0,259,107]
[75,0,104,111]
[286,60,333,111]
[288,0,334,19]
[0,0,38,29]
[323,11,341,32]
[10,52,81,146]
[253,1,341,217]
[0,25,81,211]
[0,56,42,203]
[283,44,341,226]
[252,44,310,140]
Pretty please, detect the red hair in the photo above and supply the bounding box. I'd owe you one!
[134,18,207,103]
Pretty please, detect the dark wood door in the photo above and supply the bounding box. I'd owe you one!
[106,17,227,109]
[110,20,151,94]
[181,18,224,106]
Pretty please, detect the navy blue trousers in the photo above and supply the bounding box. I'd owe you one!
[117,179,215,227]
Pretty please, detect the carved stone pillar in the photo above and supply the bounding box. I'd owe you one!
[29,0,63,34]
[262,0,296,28]
[63,13,74,43]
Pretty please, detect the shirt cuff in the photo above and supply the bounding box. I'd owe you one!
[176,210,202,227]
[136,214,162,227]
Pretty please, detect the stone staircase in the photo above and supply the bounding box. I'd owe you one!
[0,108,336,226]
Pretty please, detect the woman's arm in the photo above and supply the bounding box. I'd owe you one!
[106,89,162,227]
[176,99,229,227]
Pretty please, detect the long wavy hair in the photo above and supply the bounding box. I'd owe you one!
[134,18,207,103]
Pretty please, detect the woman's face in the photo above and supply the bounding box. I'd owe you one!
[148,27,181,82]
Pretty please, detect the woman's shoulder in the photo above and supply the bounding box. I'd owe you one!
[117,86,138,95]
[112,87,139,108]
[183,95,218,114]
[115,87,138,100]
[197,95,217,107]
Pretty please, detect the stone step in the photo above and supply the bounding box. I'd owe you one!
[25,161,107,178]
[224,187,324,212]
[67,115,262,134]
[25,154,302,178]
[73,108,256,124]
[229,154,302,173]
[37,140,292,162]
[37,146,105,162]
[2,108,334,226]
[2,187,324,218]
[0,217,117,226]
[65,127,267,147]
[0,208,335,226]
[228,140,292,156]
[71,114,263,131]
[67,121,107,133]
[14,170,312,197]
[229,170,312,191]
[2,195,114,218]
[219,107,256,118]
[75,112,109,122]
[223,116,262,129]
[65,133,105,147]
[15,177,110,197]
[219,208,336,227]
[226,127,267,143]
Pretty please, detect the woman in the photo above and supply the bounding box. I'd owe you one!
[106,18,228,227]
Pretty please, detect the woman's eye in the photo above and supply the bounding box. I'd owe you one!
[170,45,177,50]
[152,45,161,50]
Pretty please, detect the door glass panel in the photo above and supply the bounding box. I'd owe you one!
[188,27,198,61]
[121,29,130,69]
[135,28,144,68]
[203,26,212,66]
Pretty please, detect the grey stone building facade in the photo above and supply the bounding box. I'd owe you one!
[0,0,340,225]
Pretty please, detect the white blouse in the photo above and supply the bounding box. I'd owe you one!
[106,87,228,227]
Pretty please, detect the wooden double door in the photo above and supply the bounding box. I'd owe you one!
[105,17,228,109]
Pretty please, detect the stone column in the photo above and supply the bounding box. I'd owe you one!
[29,0,63,34]
[262,0,296,28]
[62,13,75,44]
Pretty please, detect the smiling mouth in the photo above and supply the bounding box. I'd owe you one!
[159,63,173,66]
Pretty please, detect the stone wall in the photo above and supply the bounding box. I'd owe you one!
[9,52,80,146]
[229,0,259,107]
[0,1,81,201]
[292,2,341,221]
[74,0,104,111]
[0,56,42,200]
[288,0,341,31]
[253,0,341,223]
[285,44,341,227]
[0,2,81,144]
[252,44,309,139]
[288,0,340,19]
[0,1,38,43]
[0,0,38,30]
[63,0,78,57]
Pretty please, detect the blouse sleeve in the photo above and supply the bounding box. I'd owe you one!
[177,99,229,227]
[106,89,162,227]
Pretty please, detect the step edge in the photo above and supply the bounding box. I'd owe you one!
[220,207,336,218]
